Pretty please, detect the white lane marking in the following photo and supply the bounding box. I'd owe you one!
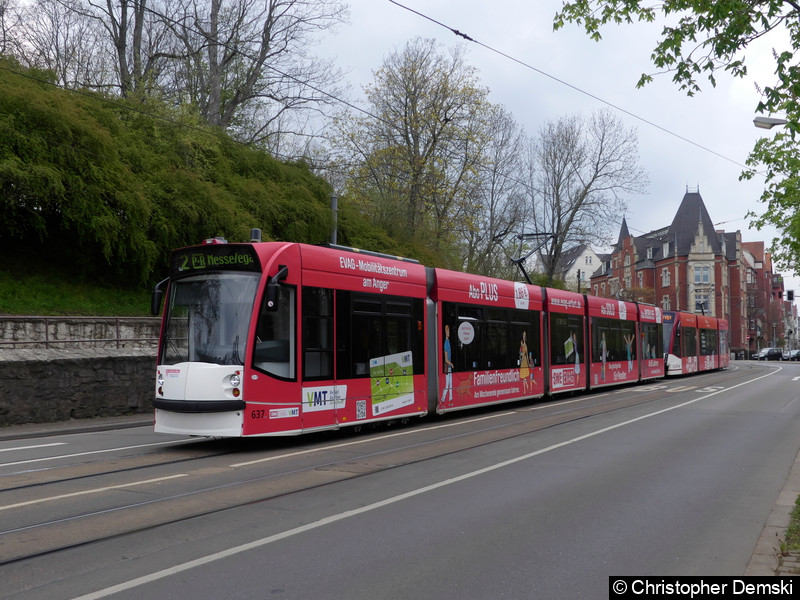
[0,474,188,511]
[0,439,191,468]
[74,368,778,600]
[0,443,66,453]
[520,395,607,410]
[231,394,596,468]
[230,411,516,467]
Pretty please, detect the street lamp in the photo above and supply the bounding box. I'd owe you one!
[753,116,789,129]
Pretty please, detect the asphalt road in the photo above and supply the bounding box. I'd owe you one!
[1,361,798,599]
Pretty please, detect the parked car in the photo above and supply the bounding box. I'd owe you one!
[789,349,800,361]
[756,347,783,361]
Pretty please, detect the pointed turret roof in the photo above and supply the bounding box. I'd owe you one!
[615,216,630,249]
[668,190,721,255]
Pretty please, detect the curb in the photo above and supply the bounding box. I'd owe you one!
[0,414,153,441]
[745,446,800,575]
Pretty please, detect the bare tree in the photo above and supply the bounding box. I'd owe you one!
[524,109,648,283]
[459,104,527,278]
[168,0,346,138]
[10,0,347,156]
[0,0,24,57]
[82,0,182,97]
[15,0,106,88]
[13,0,179,94]
[338,38,490,255]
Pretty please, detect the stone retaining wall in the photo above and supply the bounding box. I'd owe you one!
[0,317,160,350]
[0,348,156,426]
[0,316,160,427]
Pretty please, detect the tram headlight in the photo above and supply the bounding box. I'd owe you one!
[230,372,241,398]
[157,371,165,387]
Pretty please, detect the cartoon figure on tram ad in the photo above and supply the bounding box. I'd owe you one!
[565,332,580,375]
[519,330,534,393]
[624,333,635,372]
[441,323,454,408]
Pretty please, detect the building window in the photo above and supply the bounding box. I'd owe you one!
[661,268,670,287]
[594,285,599,295]
[662,295,671,311]
[694,266,709,284]
[637,272,643,288]
[647,247,653,260]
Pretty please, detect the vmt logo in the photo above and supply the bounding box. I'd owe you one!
[303,385,347,412]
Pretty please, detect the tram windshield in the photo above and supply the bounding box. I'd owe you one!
[160,273,259,366]
[662,320,677,356]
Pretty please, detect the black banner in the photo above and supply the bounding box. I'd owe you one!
[610,576,797,598]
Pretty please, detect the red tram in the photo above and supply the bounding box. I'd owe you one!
[151,240,724,437]
[662,311,729,376]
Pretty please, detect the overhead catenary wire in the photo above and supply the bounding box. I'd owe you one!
[387,0,752,172]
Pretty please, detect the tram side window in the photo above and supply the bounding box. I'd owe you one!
[640,323,663,359]
[353,314,383,375]
[682,326,697,357]
[510,309,540,370]
[699,329,718,356]
[336,292,423,379]
[591,318,636,363]
[442,303,482,372]
[253,285,295,379]
[485,309,507,370]
[442,303,541,373]
[302,287,333,380]
[550,314,584,366]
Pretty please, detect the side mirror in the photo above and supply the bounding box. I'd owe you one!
[151,278,169,316]
[264,265,288,311]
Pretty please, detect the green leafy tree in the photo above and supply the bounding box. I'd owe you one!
[336,38,490,263]
[554,0,800,272]
[0,59,335,287]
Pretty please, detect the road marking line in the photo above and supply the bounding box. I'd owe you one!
[0,443,66,453]
[230,411,517,467]
[0,439,190,468]
[73,368,778,600]
[232,395,596,467]
[0,474,188,511]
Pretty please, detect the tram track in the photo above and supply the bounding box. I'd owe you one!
[0,368,758,567]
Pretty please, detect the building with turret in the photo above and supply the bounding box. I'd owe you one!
[589,188,788,354]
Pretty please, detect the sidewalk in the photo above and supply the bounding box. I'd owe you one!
[744,445,800,575]
[0,413,153,441]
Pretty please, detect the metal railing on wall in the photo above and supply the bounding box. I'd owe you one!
[0,316,160,350]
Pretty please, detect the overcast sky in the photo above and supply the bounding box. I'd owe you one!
[317,0,797,294]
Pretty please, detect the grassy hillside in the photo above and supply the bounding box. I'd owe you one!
[0,259,151,316]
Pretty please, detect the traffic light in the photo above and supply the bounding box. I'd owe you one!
[788,290,795,302]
